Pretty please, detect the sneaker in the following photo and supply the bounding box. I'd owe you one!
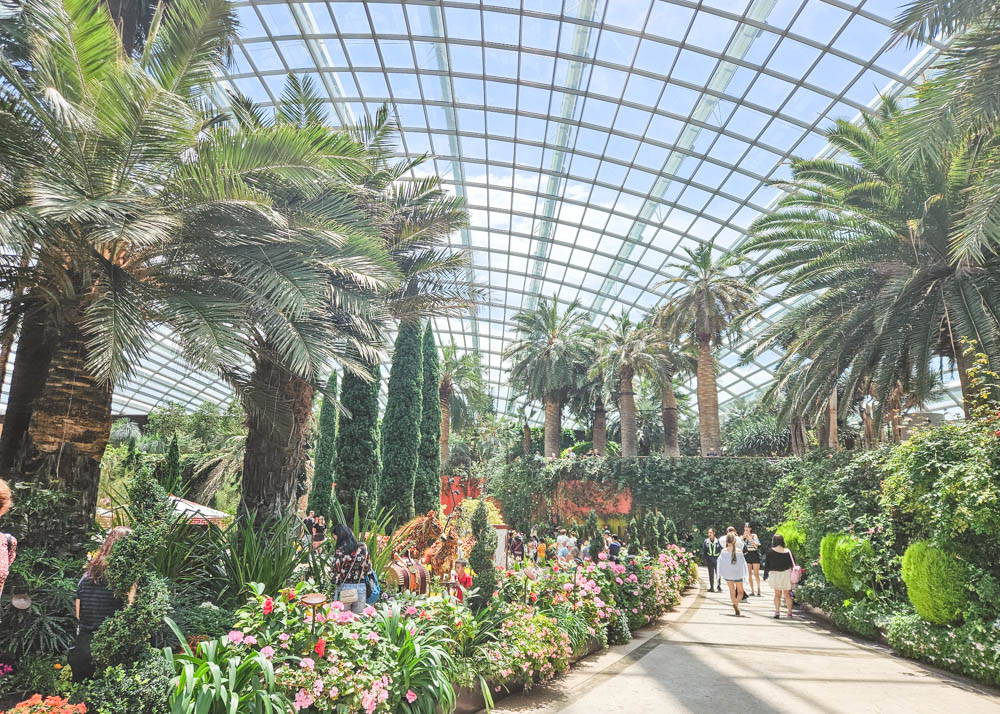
[773,612,780,619]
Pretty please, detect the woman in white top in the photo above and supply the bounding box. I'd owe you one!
[717,533,747,616]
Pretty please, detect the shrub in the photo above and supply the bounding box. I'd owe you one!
[91,468,171,668]
[468,501,498,611]
[72,652,172,714]
[336,362,382,518]
[900,541,969,625]
[819,533,872,595]
[607,609,631,645]
[308,372,338,521]
[380,321,424,527]
[887,613,1000,688]
[774,520,806,562]
[415,322,442,515]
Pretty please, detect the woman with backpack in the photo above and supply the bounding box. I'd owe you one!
[330,523,371,614]
[717,533,747,616]
[763,533,795,619]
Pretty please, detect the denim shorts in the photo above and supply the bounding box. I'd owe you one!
[335,582,367,614]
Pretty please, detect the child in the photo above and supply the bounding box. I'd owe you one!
[455,558,473,603]
[537,540,547,562]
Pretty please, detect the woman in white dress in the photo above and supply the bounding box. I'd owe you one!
[717,533,747,616]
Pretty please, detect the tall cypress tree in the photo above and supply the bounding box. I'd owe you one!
[160,433,181,493]
[308,373,338,520]
[380,322,423,526]
[414,322,442,514]
[335,362,381,518]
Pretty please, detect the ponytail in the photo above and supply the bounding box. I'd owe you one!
[727,533,737,565]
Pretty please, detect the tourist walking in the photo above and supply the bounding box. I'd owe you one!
[312,515,327,550]
[330,523,371,614]
[0,480,16,618]
[608,533,622,562]
[69,526,134,682]
[717,533,747,616]
[743,523,762,596]
[303,510,316,542]
[701,528,723,592]
[764,534,795,619]
[725,526,749,601]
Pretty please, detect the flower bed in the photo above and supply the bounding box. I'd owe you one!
[172,546,697,712]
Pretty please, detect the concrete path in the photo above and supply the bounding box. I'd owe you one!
[486,567,1000,714]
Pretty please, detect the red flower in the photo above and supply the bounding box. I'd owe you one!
[263,597,274,615]
[314,638,326,658]
[994,429,1000,437]
[529,592,538,602]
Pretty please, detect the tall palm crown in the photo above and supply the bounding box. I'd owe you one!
[590,312,665,457]
[892,0,1000,263]
[655,244,756,456]
[741,99,1000,426]
[504,296,593,457]
[0,0,341,524]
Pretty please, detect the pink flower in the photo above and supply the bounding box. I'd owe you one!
[367,631,380,642]
[243,635,257,646]
[300,657,315,670]
[363,605,376,616]
[293,689,314,711]
[406,690,417,703]
[562,583,574,592]
[260,646,275,659]
[632,608,638,613]
[405,605,418,615]
[349,632,359,640]
[227,630,244,645]
[262,597,274,615]
[331,601,344,611]
[278,633,290,642]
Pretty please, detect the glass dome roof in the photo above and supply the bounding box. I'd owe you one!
[13,0,955,417]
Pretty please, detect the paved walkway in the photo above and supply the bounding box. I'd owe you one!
[486,568,1000,714]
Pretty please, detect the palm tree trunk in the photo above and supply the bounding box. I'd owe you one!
[696,338,722,456]
[790,415,808,456]
[14,314,113,530]
[439,397,451,470]
[826,389,839,451]
[661,377,679,457]
[543,397,561,458]
[620,365,637,457]
[593,396,607,456]
[522,419,532,456]
[0,305,53,470]
[240,356,314,523]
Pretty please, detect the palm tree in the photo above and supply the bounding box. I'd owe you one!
[654,246,757,456]
[0,0,303,526]
[590,313,665,457]
[741,99,1000,428]
[504,296,592,458]
[224,89,477,521]
[893,0,1000,264]
[438,344,489,469]
[657,343,698,457]
[567,368,608,455]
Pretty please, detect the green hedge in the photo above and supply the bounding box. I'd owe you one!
[820,533,872,595]
[484,455,793,537]
[901,541,969,625]
[887,613,1000,688]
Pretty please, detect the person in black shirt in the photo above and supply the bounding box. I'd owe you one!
[607,534,622,562]
[763,533,795,619]
[303,511,316,542]
[69,526,134,682]
[701,528,723,592]
[312,516,327,550]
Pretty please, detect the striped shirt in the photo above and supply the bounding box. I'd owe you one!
[77,574,124,633]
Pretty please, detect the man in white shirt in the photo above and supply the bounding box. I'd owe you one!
[556,528,569,550]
